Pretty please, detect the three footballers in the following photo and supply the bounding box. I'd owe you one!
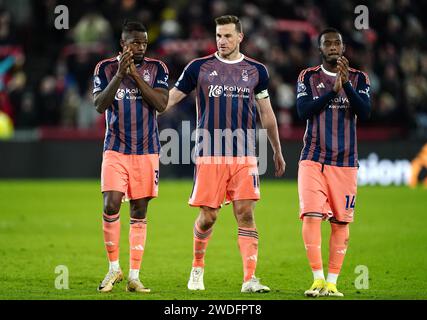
[92,18,368,298]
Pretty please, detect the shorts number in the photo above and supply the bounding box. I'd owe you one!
[154,170,159,185]
[345,195,355,210]
[252,174,259,189]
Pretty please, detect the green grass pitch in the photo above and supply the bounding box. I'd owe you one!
[0,180,426,300]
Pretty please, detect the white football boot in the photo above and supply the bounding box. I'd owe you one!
[241,276,270,293]
[97,269,124,293]
[187,267,205,290]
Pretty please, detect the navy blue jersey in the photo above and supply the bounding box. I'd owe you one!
[297,65,371,167]
[93,56,169,154]
[175,52,269,157]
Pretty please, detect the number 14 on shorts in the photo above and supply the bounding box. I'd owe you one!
[345,195,356,210]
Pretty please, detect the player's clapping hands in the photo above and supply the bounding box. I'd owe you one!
[337,56,349,84]
[333,70,342,93]
[128,60,138,78]
[117,46,133,79]
[333,56,350,93]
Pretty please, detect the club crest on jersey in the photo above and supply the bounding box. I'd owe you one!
[143,70,151,82]
[242,70,248,82]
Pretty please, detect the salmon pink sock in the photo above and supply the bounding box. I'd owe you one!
[129,218,147,272]
[328,222,349,282]
[103,213,121,263]
[192,222,212,268]
[302,216,324,279]
[238,227,258,282]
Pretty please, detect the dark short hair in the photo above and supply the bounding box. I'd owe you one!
[318,28,342,45]
[122,20,147,34]
[215,15,242,33]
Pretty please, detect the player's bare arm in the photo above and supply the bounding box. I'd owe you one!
[128,60,169,113]
[94,48,133,113]
[160,87,187,114]
[256,97,286,177]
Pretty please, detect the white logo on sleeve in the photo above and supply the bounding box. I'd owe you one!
[94,76,101,88]
[297,82,308,99]
[297,82,306,93]
[359,86,370,98]
[175,71,185,87]
[157,73,169,87]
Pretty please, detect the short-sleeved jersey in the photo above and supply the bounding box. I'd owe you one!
[93,56,169,155]
[175,52,269,157]
[297,65,370,167]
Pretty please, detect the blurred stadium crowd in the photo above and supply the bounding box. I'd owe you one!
[0,0,426,139]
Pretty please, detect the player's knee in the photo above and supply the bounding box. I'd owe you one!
[199,207,218,228]
[130,199,149,219]
[237,211,254,226]
[104,201,121,215]
[130,208,147,220]
[103,192,123,215]
[234,204,255,224]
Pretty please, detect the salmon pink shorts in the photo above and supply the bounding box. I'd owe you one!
[298,160,358,223]
[189,156,260,208]
[101,150,159,200]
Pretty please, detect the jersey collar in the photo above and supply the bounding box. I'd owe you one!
[215,52,245,64]
[321,64,337,77]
